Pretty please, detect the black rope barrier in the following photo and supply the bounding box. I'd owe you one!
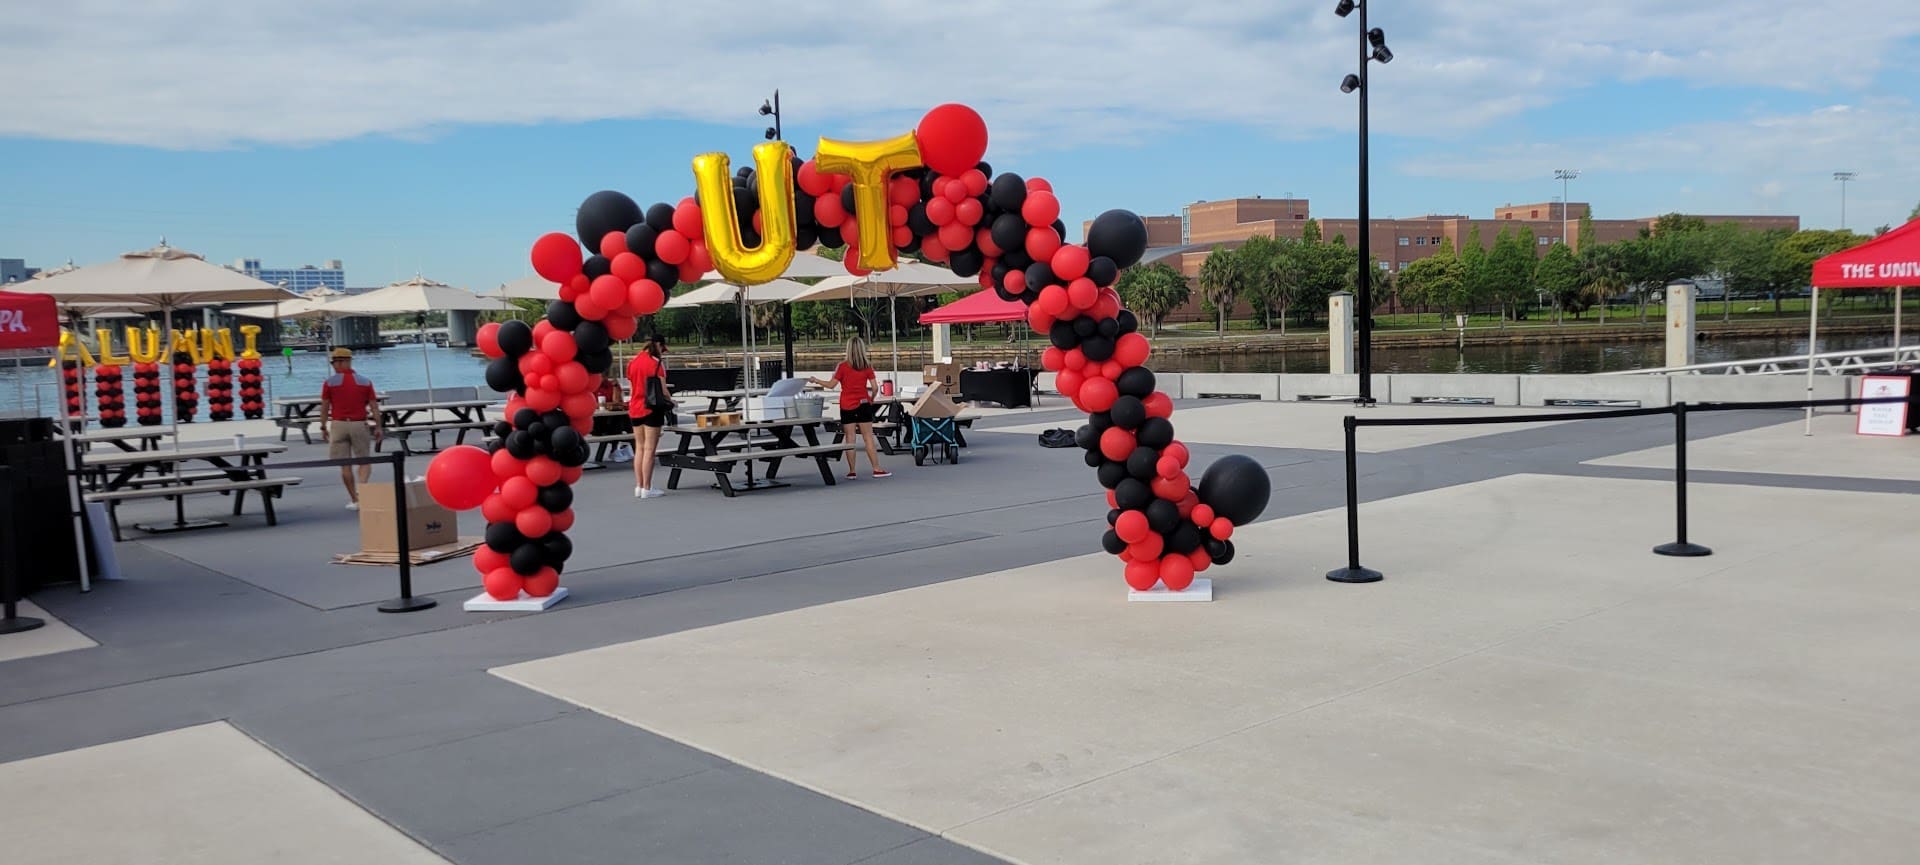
[1330,394,1915,584]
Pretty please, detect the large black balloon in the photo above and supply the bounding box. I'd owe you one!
[1086,209,1149,268]
[545,301,582,332]
[1101,529,1126,556]
[1116,367,1157,398]
[1126,445,1159,480]
[537,482,574,513]
[1110,395,1147,430]
[496,320,533,356]
[989,173,1027,211]
[990,212,1027,254]
[645,202,675,232]
[1115,478,1153,511]
[576,190,642,249]
[510,543,546,576]
[485,358,523,393]
[1137,417,1175,449]
[573,320,609,355]
[1145,499,1179,534]
[1097,460,1129,489]
[625,223,658,258]
[1198,454,1271,526]
[485,521,526,553]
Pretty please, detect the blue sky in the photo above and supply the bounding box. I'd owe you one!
[3,1,1917,291]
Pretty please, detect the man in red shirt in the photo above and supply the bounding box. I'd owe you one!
[320,348,382,509]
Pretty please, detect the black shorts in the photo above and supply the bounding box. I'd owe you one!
[840,404,877,425]
[631,413,666,429]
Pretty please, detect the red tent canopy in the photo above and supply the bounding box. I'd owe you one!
[919,289,1027,324]
[0,290,61,350]
[1813,218,1920,288]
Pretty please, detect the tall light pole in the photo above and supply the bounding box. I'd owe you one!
[1555,169,1579,248]
[758,91,794,379]
[1337,0,1391,407]
[1833,171,1855,231]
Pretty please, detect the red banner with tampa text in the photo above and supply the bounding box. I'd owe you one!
[0,291,61,350]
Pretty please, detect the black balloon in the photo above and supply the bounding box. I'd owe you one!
[542,533,574,565]
[541,410,569,430]
[526,421,548,440]
[1168,522,1204,555]
[1117,310,1140,334]
[496,320,533,356]
[1096,316,1119,339]
[1049,321,1080,350]
[576,190,642,249]
[645,202,675,232]
[1097,460,1130,489]
[1126,445,1159,480]
[573,320,609,355]
[949,248,984,277]
[1197,454,1271,526]
[625,222,658,258]
[485,358,523,393]
[994,285,1019,303]
[839,184,856,214]
[1137,417,1175,449]
[1101,529,1126,555]
[1083,449,1104,468]
[1115,478,1152,511]
[1107,508,1123,526]
[989,173,1027,211]
[795,224,819,250]
[907,203,935,237]
[1110,395,1147,430]
[550,426,583,455]
[1072,317,1097,338]
[1116,367,1157,398]
[1145,499,1179,534]
[1081,335,1114,362]
[1203,537,1228,560]
[513,408,540,429]
[1088,411,1114,434]
[795,192,818,227]
[817,230,845,250]
[485,521,526,553]
[1213,540,1236,565]
[1025,261,1055,292]
[646,258,679,289]
[1001,247,1032,272]
[546,301,582,332]
[505,430,535,459]
[1087,256,1118,288]
[1087,209,1149,268]
[1074,423,1098,450]
[491,421,513,440]
[580,348,613,376]
[990,213,1026,254]
[537,482,573,513]
[510,543,546,576]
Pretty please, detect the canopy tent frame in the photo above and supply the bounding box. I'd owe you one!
[1804,218,1920,434]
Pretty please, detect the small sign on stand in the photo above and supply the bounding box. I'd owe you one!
[1856,375,1912,437]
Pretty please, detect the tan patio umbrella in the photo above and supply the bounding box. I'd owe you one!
[789,261,975,385]
[316,276,518,395]
[495,275,560,302]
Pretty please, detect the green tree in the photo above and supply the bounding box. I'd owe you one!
[1579,241,1631,325]
[1576,211,1595,254]
[1459,225,1491,316]
[1114,262,1192,336]
[1485,227,1538,324]
[1196,244,1246,335]
[1397,245,1466,316]
[1534,242,1583,323]
[1234,236,1296,333]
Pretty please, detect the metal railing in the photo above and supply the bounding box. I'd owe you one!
[1598,344,1920,377]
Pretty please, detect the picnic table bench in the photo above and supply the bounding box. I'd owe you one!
[78,441,296,538]
[658,417,852,497]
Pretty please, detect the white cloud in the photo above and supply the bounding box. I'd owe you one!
[3,0,1917,151]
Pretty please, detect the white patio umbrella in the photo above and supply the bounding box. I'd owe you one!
[495,275,559,302]
[789,261,975,385]
[316,276,517,395]
[667,279,820,391]
[25,243,298,433]
[698,251,848,282]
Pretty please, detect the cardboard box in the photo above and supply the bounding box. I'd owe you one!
[358,479,459,554]
[922,362,960,390]
[908,383,963,419]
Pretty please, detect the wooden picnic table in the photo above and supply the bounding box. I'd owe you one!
[674,387,773,413]
[657,417,850,497]
[79,441,294,535]
[61,426,175,453]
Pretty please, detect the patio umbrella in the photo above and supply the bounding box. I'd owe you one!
[700,252,850,378]
[495,275,559,302]
[789,261,975,385]
[316,276,517,396]
[666,279,819,391]
[25,243,298,435]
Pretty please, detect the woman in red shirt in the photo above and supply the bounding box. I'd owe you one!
[625,333,671,498]
[808,336,890,479]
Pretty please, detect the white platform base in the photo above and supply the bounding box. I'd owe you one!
[1128,578,1212,603]
[463,586,569,612]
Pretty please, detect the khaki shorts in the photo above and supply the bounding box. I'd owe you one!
[326,421,373,459]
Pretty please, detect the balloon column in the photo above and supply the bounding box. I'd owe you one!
[61,359,84,420]
[94,364,126,428]
[237,357,266,419]
[132,362,162,426]
[206,357,234,422]
[426,103,1270,596]
[170,351,199,423]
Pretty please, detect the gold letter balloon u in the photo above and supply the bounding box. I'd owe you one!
[691,143,797,285]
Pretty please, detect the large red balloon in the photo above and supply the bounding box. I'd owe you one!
[530,233,583,284]
[425,445,494,511]
[476,322,503,359]
[916,104,989,176]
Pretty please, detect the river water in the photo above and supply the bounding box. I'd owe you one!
[0,333,1901,421]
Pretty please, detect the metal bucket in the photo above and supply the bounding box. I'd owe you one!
[794,395,825,419]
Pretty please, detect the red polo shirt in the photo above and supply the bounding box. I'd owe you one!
[321,370,376,420]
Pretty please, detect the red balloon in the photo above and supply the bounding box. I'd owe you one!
[1164,440,1190,467]
[925,196,955,226]
[1026,226,1062,263]
[1080,376,1119,412]
[474,545,506,574]
[1022,191,1061,227]
[526,387,561,413]
[654,229,690,265]
[1210,517,1234,541]
[1189,548,1212,572]
[628,279,665,315]
[975,227,1003,258]
[687,241,713,276]
[1101,360,1126,381]
[1152,472,1189,501]
[1143,392,1175,419]
[523,567,560,598]
[1040,346,1065,371]
[1114,333,1151,368]
[962,169,988,197]
[594,231,623,260]
[573,295,607,321]
[499,476,538,511]
[1037,285,1070,317]
[891,225,913,248]
[606,315,639,341]
[916,104,989,175]
[814,194,847,227]
[562,391,598,420]
[1003,269,1028,296]
[1027,177,1053,193]
[560,466,583,485]
[555,362,589,394]
[550,508,576,533]
[541,329,578,362]
[938,221,971,251]
[1052,245,1091,281]
[1055,368,1085,402]
[1159,456,1183,479]
[1099,426,1136,461]
[1159,555,1196,591]
[1064,348,1088,370]
[673,197,703,238]
[888,176,919,207]
[1067,278,1097,310]
[797,160,829,196]
[477,322,503,358]
[1130,532,1165,562]
[481,492,517,525]
[1115,510,1150,544]
[515,506,553,539]
[1192,504,1216,526]
[1124,560,1161,591]
[425,445,494,511]
[954,198,983,227]
[530,233,583,284]
[610,252,647,283]
[483,568,524,601]
[491,448,526,479]
[1026,304,1053,333]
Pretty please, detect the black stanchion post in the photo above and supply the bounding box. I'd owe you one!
[378,450,437,613]
[1,466,47,635]
[1326,415,1384,583]
[1653,401,1712,557]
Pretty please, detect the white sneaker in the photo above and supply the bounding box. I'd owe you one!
[634,485,645,498]
[346,501,359,511]
[643,488,665,499]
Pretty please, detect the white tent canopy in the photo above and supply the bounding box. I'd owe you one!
[317,276,518,316]
[225,295,336,320]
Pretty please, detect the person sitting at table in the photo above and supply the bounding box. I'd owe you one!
[807,336,891,479]
[319,347,382,510]
[626,333,671,498]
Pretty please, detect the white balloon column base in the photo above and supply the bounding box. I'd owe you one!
[464,586,569,613]
[1128,578,1212,603]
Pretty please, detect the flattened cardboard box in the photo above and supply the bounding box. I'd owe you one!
[908,383,963,418]
[358,479,459,554]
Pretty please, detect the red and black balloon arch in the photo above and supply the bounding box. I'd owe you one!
[426,104,1270,602]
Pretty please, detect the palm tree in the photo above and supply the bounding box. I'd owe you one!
[1196,245,1244,336]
